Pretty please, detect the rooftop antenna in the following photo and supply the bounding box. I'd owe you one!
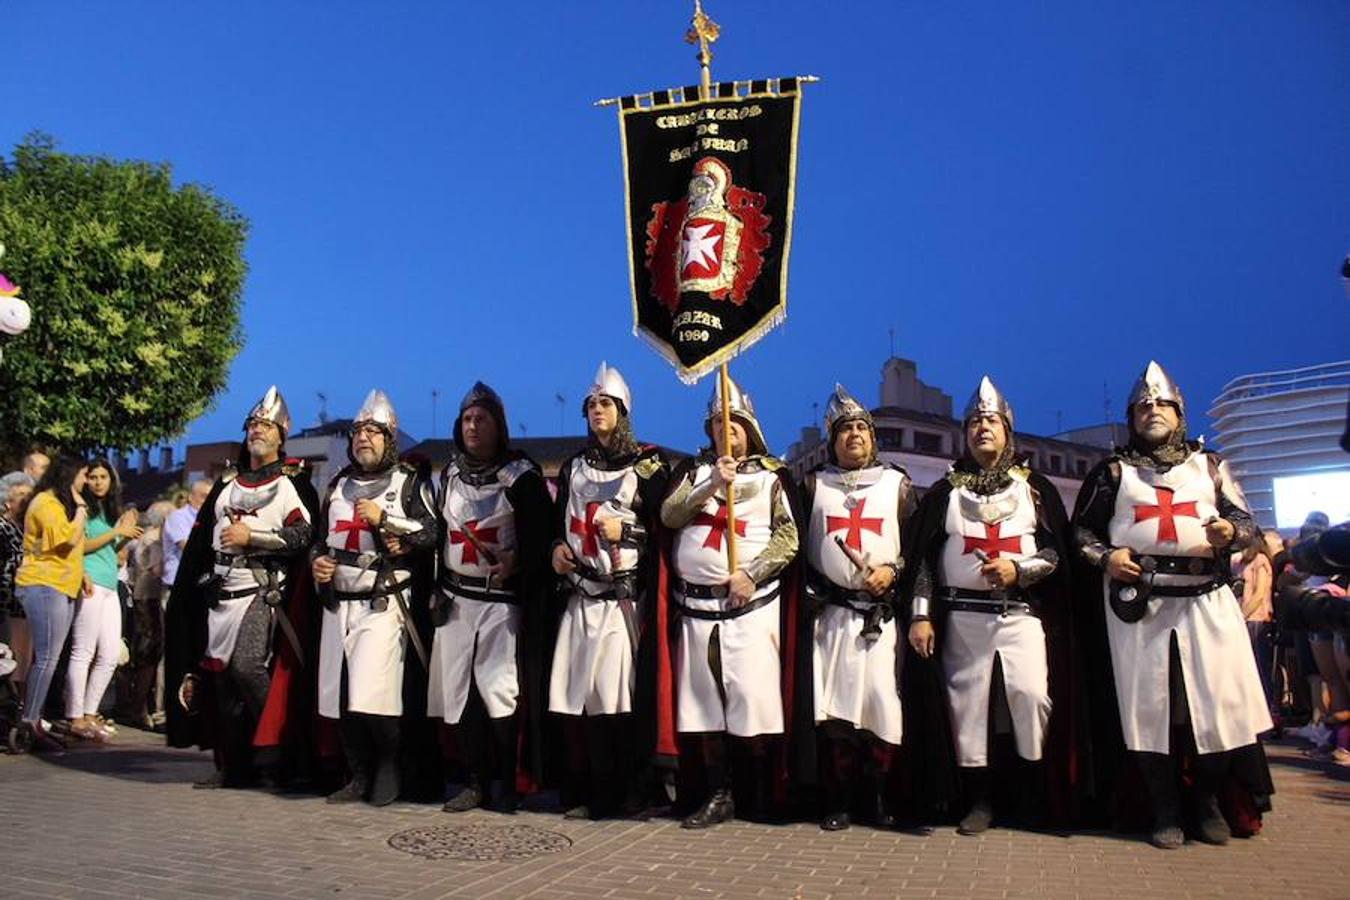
[316,391,329,425]
[431,389,440,438]
[1102,380,1111,425]
[555,392,566,435]
[519,421,528,437]
[888,326,895,359]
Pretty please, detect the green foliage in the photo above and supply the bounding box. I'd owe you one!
[0,133,247,455]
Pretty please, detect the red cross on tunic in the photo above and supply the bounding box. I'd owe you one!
[693,502,747,551]
[962,521,1023,559]
[569,502,602,558]
[450,520,499,565]
[333,507,374,551]
[1134,486,1199,544]
[826,497,884,552]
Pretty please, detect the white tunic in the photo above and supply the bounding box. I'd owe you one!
[807,465,907,745]
[549,456,643,716]
[317,467,416,719]
[428,458,530,724]
[1104,452,1271,754]
[203,471,310,670]
[673,463,788,737]
[939,474,1050,767]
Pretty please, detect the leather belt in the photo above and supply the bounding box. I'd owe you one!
[214,551,284,569]
[674,581,780,620]
[940,586,1033,616]
[215,584,265,602]
[437,569,517,605]
[328,547,376,568]
[1148,579,1224,598]
[334,574,412,603]
[1138,554,1219,577]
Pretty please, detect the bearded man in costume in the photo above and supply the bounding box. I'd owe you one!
[1073,361,1272,849]
[800,385,913,831]
[549,362,670,819]
[660,373,799,829]
[312,390,436,807]
[906,377,1076,835]
[165,386,319,788]
[429,382,553,814]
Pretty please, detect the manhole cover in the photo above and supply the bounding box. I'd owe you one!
[387,823,573,861]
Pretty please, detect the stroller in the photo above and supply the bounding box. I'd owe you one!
[0,642,35,753]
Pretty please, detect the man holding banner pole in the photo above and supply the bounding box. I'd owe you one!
[660,373,799,828]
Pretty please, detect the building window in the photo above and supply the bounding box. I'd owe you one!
[913,431,943,454]
[876,427,904,450]
[1050,454,1062,474]
[1075,458,1087,476]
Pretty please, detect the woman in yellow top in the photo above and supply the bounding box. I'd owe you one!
[16,454,91,744]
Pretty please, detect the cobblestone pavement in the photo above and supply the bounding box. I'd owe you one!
[2,730,1346,900]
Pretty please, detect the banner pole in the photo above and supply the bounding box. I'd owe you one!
[688,2,738,573]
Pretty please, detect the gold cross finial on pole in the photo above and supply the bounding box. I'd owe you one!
[685,0,720,99]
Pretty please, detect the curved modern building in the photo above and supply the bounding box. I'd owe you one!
[1209,360,1350,531]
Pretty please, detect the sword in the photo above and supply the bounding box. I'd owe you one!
[271,603,306,666]
[252,562,304,666]
[391,586,430,670]
[367,552,430,671]
[973,548,1009,614]
[834,535,871,575]
[459,521,499,566]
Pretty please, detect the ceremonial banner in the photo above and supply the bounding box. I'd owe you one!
[616,78,804,383]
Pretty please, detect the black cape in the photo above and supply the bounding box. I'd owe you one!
[164,458,321,756]
[1071,451,1274,833]
[551,443,670,778]
[437,449,556,791]
[898,467,1092,824]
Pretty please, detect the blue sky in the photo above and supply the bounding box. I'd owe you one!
[7,1,1349,454]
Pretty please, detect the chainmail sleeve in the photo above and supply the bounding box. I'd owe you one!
[1210,455,1256,551]
[743,478,798,585]
[660,459,717,529]
[1072,460,1119,570]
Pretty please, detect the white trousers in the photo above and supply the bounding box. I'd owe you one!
[812,606,903,745]
[676,591,783,737]
[942,610,1050,767]
[65,583,123,719]
[427,595,519,724]
[318,596,407,719]
[548,592,637,716]
[1103,578,1272,753]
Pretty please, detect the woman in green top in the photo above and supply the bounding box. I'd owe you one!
[65,458,141,741]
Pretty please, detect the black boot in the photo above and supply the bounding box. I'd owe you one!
[957,766,993,835]
[367,715,402,807]
[486,714,519,813]
[818,727,853,831]
[870,775,897,829]
[681,788,735,829]
[1192,754,1231,846]
[327,715,371,803]
[1135,752,1184,850]
[442,777,483,813]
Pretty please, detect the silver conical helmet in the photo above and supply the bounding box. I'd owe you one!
[582,361,633,417]
[962,376,1014,430]
[704,370,769,456]
[1127,360,1185,416]
[353,389,398,436]
[243,385,292,436]
[824,383,872,434]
